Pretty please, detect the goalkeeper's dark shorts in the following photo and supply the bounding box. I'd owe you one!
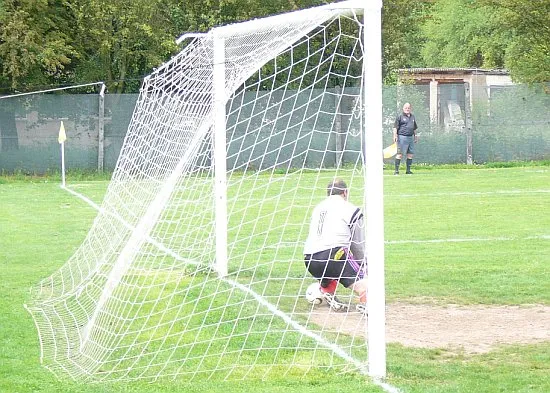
[304,247,365,288]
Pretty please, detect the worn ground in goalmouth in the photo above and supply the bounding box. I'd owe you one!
[310,302,550,354]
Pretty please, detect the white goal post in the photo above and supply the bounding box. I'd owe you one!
[25,0,386,382]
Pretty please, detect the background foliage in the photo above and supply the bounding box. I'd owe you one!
[1,0,548,94]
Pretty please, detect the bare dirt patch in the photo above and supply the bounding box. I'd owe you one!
[309,302,550,354]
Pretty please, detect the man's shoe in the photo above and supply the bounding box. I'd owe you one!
[406,171,413,174]
[321,292,348,311]
[394,171,399,175]
[355,303,368,315]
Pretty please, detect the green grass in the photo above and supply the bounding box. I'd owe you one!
[1,166,549,392]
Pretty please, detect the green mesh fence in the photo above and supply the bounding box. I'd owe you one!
[384,83,550,164]
[0,93,137,173]
[0,84,548,174]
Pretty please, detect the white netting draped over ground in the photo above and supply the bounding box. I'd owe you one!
[26,0,380,381]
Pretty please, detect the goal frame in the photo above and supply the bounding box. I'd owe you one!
[203,0,387,379]
[25,0,387,382]
[363,0,386,380]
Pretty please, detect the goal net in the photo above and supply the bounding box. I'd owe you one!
[26,0,382,382]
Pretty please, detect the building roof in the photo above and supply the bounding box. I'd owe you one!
[398,68,509,75]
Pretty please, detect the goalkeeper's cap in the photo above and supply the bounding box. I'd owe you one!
[327,178,347,196]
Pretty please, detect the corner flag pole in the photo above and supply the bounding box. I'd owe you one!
[58,121,67,187]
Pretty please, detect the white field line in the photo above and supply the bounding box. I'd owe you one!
[264,235,549,250]
[392,189,550,198]
[62,181,545,392]
[373,378,402,393]
[60,185,373,379]
[64,184,548,248]
[386,235,550,245]
[66,183,550,208]
[61,185,200,266]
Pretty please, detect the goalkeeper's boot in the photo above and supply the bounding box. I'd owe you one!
[355,303,368,316]
[321,291,348,312]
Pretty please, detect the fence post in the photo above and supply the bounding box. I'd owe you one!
[334,85,343,167]
[464,82,473,165]
[98,83,106,172]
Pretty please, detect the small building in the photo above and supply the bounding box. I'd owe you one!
[398,68,514,127]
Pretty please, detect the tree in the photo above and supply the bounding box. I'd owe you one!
[420,0,510,69]
[0,0,76,150]
[421,0,550,84]
[168,0,326,37]
[482,0,550,84]
[0,0,76,90]
[382,0,432,83]
[69,0,180,94]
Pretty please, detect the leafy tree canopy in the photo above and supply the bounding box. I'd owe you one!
[421,0,549,84]
[0,0,548,93]
[486,0,550,84]
[0,0,76,90]
[382,0,433,83]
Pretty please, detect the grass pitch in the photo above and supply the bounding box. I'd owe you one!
[1,165,549,392]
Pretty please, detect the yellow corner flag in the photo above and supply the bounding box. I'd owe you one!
[58,121,67,144]
[383,142,397,159]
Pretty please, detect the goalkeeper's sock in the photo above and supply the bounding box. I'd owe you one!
[320,279,338,294]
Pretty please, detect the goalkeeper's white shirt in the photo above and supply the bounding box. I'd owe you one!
[304,195,364,257]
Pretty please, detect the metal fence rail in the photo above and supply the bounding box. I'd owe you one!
[0,84,548,174]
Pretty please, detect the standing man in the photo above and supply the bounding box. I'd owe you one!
[393,102,418,175]
[303,179,368,313]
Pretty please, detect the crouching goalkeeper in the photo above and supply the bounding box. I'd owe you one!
[303,178,368,314]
